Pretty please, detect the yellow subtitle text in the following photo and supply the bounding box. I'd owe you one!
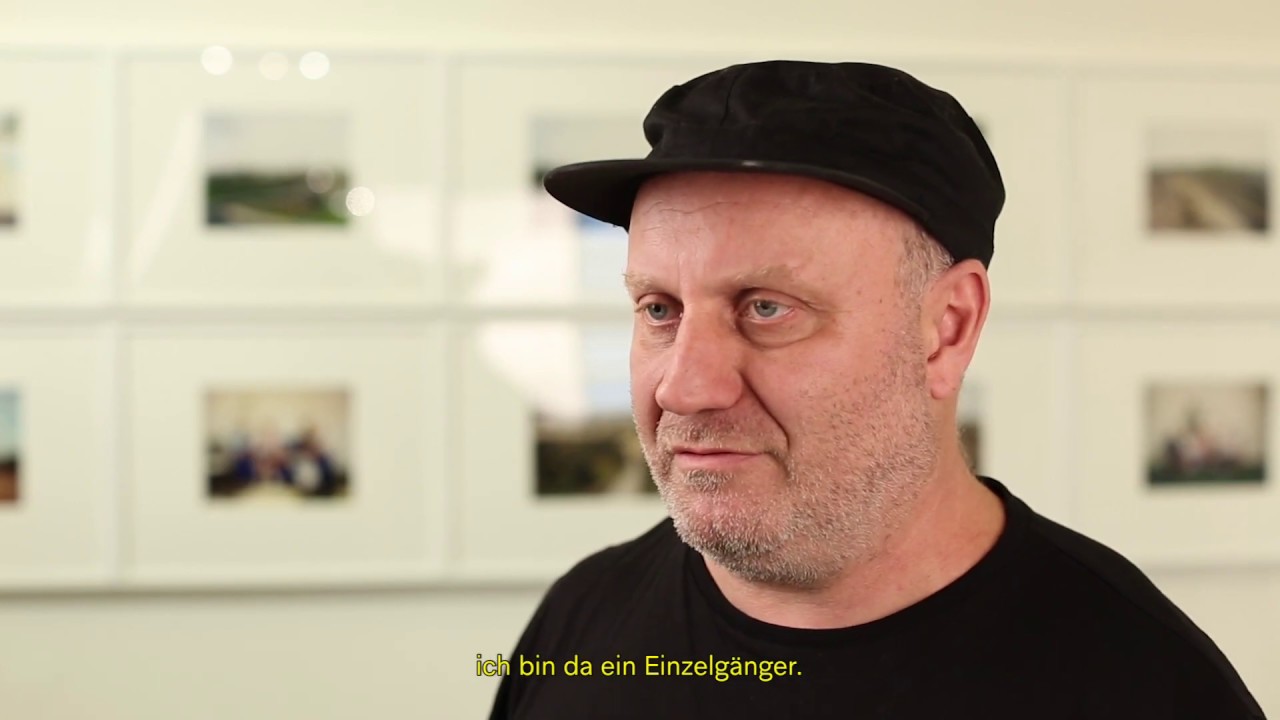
[474,653,801,682]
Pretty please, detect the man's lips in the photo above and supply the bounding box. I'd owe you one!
[671,446,760,470]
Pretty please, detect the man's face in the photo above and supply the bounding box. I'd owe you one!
[626,172,940,588]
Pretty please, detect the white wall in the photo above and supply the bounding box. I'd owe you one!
[0,586,542,719]
[0,2,1278,718]
[3,0,1280,61]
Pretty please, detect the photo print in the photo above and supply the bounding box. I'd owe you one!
[1145,381,1268,487]
[530,115,644,292]
[957,383,983,475]
[533,325,657,496]
[535,412,656,496]
[206,386,352,503]
[1148,125,1269,234]
[205,113,350,227]
[0,112,18,228]
[0,389,18,504]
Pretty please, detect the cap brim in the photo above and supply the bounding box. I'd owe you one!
[542,158,929,230]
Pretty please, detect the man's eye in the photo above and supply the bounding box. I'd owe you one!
[643,303,673,321]
[749,300,784,319]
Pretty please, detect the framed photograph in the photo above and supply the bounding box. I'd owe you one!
[121,49,444,307]
[1145,382,1267,488]
[0,330,112,587]
[1074,71,1280,306]
[205,387,353,503]
[449,57,735,308]
[0,390,17,505]
[963,318,1068,521]
[1148,125,1268,235]
[1073,322,1280,567]
[535,411,658,497]
[124,325,448,584]
[884,62,1072,308]
[204,113,351,227]
[0,111,16,228]
[456,320,667,580]
[0,52,109,305]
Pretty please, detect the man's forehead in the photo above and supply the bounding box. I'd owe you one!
[629,172,914,254]
[623,173,909,298]
[622,258,798,286]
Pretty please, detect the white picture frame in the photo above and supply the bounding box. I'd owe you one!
[1072,321,1280,568]
[120,49,444,307]
[0,328,112,587]
[449,56,739,309]
[0,51,110,306]
[1074,70,1280,307]
[455,319,667,580]
[123,324,448,585]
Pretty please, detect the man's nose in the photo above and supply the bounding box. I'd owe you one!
[652,312,744,416]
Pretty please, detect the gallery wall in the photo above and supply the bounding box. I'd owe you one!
[1,1,1279,719]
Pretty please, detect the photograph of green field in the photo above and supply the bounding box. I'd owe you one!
[205,113,350,227]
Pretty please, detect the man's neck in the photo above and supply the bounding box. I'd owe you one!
[702,467,1006,630]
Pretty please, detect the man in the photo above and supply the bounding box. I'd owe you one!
[489,60,1266,719]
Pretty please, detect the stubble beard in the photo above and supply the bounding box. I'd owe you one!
[639,326,939,589]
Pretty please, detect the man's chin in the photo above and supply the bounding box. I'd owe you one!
[665,484,761,525]
[668,500,784,556]
[675,517,830,587]
[675,519,772,561]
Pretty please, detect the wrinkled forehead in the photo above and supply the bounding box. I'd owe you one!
[625,172,909,297]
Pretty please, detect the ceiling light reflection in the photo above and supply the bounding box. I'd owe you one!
[346,187,376,217]
[201,46,234,76]
[299,52,331,80]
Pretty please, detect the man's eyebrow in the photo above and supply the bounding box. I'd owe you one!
[622,265,814,296]
[622,271,659,296]
[728,265,807,289]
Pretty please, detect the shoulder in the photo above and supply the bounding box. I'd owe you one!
[994,482,1264,717]
[1022,508,1217,657]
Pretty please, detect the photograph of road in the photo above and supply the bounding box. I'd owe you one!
[1148,125,1269,234]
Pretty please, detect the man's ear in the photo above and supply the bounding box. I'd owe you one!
[921,259,990,401]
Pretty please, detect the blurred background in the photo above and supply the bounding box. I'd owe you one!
[1,1,1280,718]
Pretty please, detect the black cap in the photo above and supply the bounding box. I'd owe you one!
[542,60,1005,267]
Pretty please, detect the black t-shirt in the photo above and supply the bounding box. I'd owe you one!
[489,478,1266,719]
